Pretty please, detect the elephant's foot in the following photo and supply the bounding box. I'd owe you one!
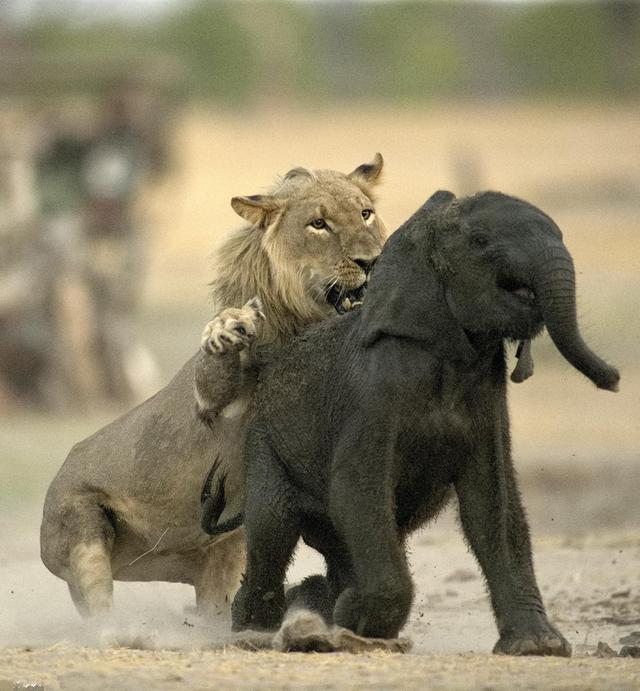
[493,621,571,657]
[285,575,334,624]
[231,583,284,633]
[333,584,412,639]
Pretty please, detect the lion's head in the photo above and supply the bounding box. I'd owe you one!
[212,155,386,343]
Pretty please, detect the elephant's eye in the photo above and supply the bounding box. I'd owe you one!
[471,233,489,248]
[362,208,374,221]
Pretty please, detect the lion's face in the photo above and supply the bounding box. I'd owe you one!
[231,155,386,315]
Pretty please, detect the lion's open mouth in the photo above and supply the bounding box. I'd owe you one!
[326,282,367,314]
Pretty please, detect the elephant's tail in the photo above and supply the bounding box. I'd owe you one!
[200,457,244,535]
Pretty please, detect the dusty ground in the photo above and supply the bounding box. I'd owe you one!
[1,102,639,688]
[1,488,639,689]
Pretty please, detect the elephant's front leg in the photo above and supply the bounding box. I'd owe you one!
[455,407,571,657]
[329,428,413,639]
[231,432,300,632]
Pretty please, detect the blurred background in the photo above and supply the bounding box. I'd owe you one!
[1,0,638,615]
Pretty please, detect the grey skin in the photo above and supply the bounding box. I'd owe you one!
[210,191,619,655]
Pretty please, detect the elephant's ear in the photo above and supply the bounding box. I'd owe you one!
[359,191,475,363]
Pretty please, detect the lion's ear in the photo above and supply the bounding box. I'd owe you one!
[348,153,384,186]
[231,195,284,227]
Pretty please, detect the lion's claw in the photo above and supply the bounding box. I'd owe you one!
[201,297,266,355]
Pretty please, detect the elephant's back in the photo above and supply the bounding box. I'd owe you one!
[257,312,357,407]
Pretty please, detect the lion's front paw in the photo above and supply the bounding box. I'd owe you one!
[201,297,266,355]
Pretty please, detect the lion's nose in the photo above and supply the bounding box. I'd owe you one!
[352,257,378,274]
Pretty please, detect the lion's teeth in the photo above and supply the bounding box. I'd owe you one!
[342,298,352,311]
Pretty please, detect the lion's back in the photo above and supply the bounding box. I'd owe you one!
[45,355,211,497]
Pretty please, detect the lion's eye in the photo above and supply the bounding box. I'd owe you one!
[362,209,374,221]
[310,218,327,230]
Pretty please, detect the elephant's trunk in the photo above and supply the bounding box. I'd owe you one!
[531,243,619,391]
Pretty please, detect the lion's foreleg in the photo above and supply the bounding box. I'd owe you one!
[194,529,246,616]
[193,349,243,423]
[194,298,265,423]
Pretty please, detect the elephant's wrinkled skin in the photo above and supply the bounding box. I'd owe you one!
[218,190,619,656]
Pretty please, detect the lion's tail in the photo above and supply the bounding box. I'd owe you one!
[200,457,244,535]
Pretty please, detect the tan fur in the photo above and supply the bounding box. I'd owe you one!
[41,156,385,619]
[212,163,386,343]
[194,530,246,615]
[68,542,114,616]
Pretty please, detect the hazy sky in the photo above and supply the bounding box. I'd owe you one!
[3,0,175,23]
[3,0,554,23]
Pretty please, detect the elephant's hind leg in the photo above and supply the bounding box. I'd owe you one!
[285,541,354,624]
[285,575,334,623]
[195,529,246,617]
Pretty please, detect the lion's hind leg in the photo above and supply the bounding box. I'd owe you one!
[68,538,114,617]
[194,529,246,617]
[41,494,115,618]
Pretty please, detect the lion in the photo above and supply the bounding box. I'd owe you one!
[40,154,386,618]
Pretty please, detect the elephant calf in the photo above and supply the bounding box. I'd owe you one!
[210,190,619,655]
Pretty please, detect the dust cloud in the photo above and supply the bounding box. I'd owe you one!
[1,509,233,651]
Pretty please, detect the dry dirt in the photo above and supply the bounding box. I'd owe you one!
[2,102,639,688]
[1,495,639,690]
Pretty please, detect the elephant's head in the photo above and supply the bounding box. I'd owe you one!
[361,190,619,392]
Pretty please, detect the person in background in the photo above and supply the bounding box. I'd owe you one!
[34,82,170,405]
